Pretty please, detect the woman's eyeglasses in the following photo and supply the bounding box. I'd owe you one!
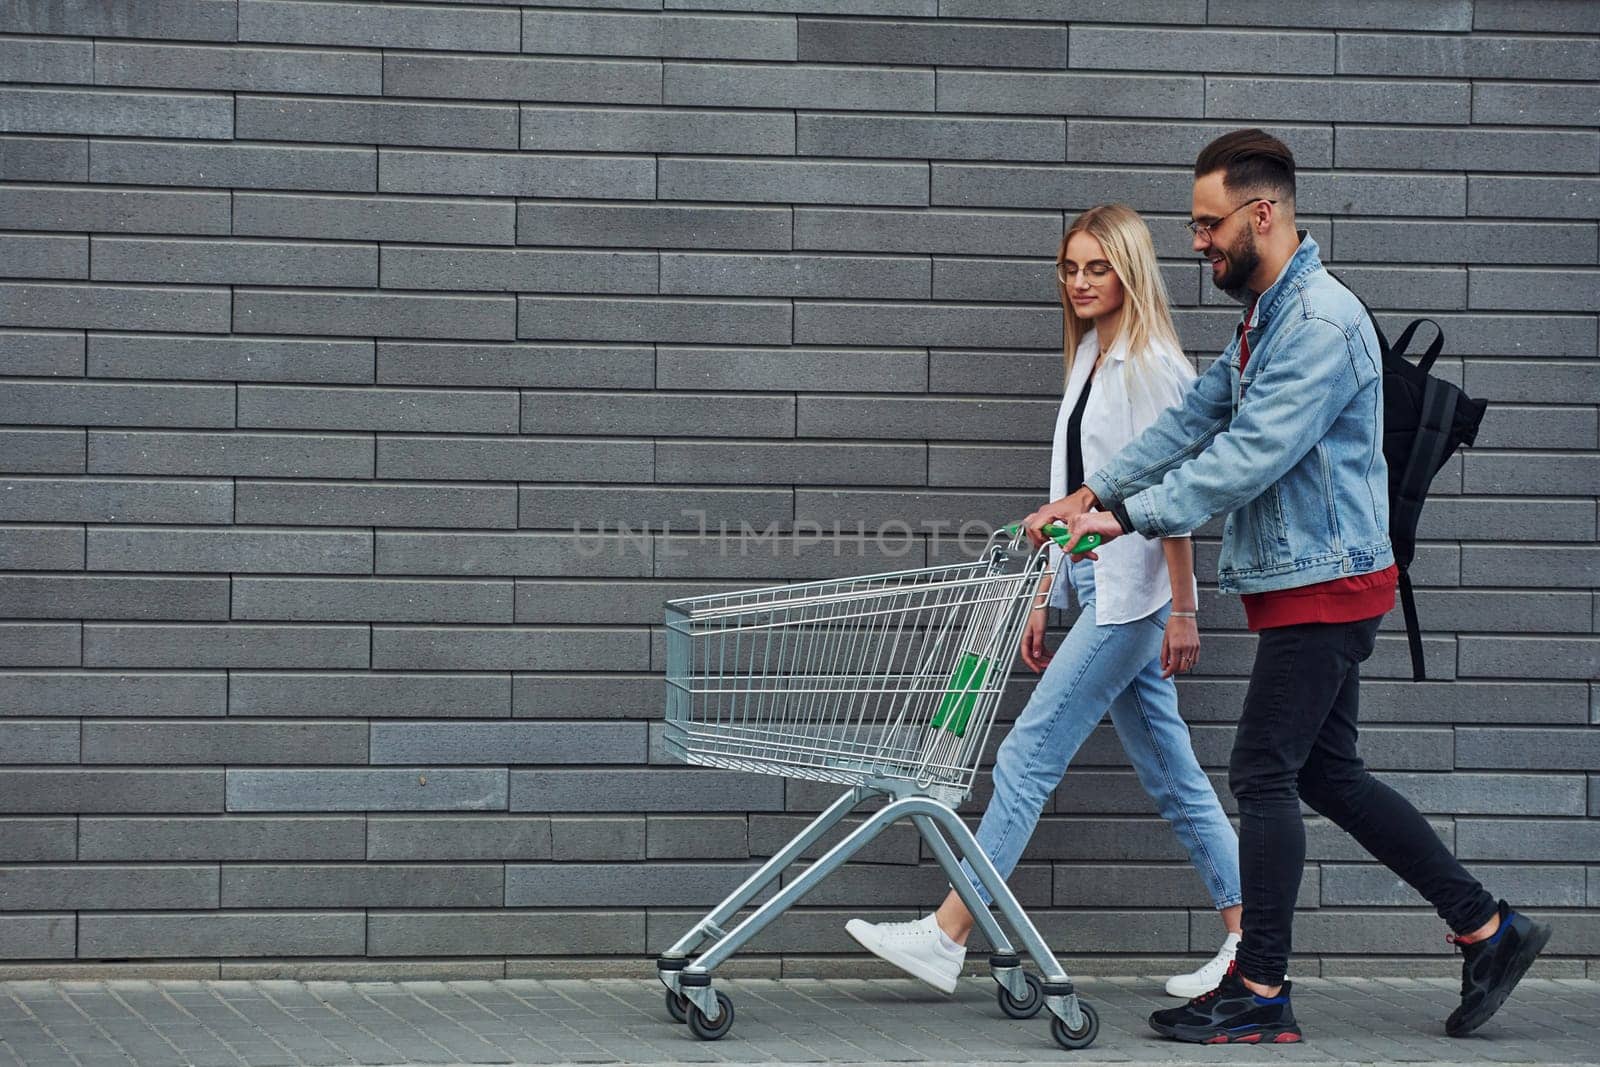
[1057,260,1115,285]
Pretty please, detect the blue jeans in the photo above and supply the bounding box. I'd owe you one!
[959,560,1241,912]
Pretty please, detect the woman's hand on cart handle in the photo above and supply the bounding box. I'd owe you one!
[1021,487,1098,548]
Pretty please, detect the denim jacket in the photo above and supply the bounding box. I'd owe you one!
[1083,233,1394,594]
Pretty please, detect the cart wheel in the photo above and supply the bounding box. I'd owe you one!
[686,991,734,1041]
[996,971,1043,1019]
[664,988,689,1023]
[1050,1000,1099,1050]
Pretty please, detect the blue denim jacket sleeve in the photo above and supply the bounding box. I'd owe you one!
[1083,350,1232,514]
[1105,314,1363,538]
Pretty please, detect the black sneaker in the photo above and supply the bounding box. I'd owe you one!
[1149,961,1302,1044]
[1446,900,1553,1037]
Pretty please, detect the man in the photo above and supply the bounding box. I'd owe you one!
[1031,128,1550,1044]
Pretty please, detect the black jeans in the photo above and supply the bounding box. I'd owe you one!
[1229,615,1499,986]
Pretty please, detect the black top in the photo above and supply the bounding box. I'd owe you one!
[1065,364,1095,492]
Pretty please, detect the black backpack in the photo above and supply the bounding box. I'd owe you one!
[1368,314,1488,681]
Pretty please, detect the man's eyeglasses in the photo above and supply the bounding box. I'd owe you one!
[1186,198,1277,240]
[1056,260,1115,285]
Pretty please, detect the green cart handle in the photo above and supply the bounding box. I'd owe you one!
[1003,521,1102,555]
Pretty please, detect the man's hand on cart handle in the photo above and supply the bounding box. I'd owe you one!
[1023,486,1104,554]
[1064,511,1124,561]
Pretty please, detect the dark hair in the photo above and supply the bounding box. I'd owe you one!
[1194,128,1295,201]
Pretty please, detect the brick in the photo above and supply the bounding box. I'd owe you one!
[227,769,507,812]
[0,135,86,181]
[1209,0,1470,29]
[0,477,232,524]
[0,381,233,428]
[79,816,364,861]
[0,575,228,620]
[0,35,92,82]
[0,720,78,763]
[932,257,1063,303]
[1419,497,1593,542]
[1336,126,1597,175]
[239,385,517,434]
[1460,637,1600,681]
[0,671,224,718]
[800,17,1063,67]
[1332,220,1597,266]
[799,113,1061,162]
[1322,863,1584,908]
[1470,176,1600,221]
[1377,772,1587,816]
[222,864,501,907]
[797,395,1054,441]
[517,579,748,624]
[83,623,369,669]
[1340,32,1600,79]
[523,104,792,154]
[513,673,658,719]
[665,347,926,394]
[87,431,374,478]
[377,341,652,388]
[1458,819,1600,862]
[367,816,550,860]
[0,86,231,138]
[384,53,661,104]
[1474,0,1600,31]
[656,441,925,487]
[368,911,642,956]
[80,912,364,959]
[550,816,646,860]
[672,0,932,9]
[794,488,1041,532]
[371,626,646,670]
[518,295,790,344]
[795,302,1057,348]
[236,480,517,528]
[1459,727,1600,771]
[521,390,793,438]
[1475,82,1600,127]
[1466,452,1598,495]
[0,866,217,910]
[87,334,374,384]
[1,0,236,38]
[796,208,1060,257]
[519,486,791,531]
[82,721,367,765]
[511,769,783,812]
[929,445,1053,488]
[376,436,650,482]
[1471,404,1597,449]
[0,234,85,280]
[1462,546,1599,589]
[516,202,790,250]
[647,815,747,859]
[0,819,75,862]
[1296,172,1466,217]
[659,253,926,300]
[1207,77,1468,124]
[94,41,381,93]
[1075,26,1331,72]
[1466,359,1600,401]
[376,531,649,578]
[0,913,73,959]
[0,769,221,813]
[940,0,1197,15]
[0,184,233,238]
[232,577,512,623]
[1067,119,1330,167]
[0,429,84,473]
[0,623,77,667]
[381,247,655,292]
[237,95,518,149]
[235,290,516,341]
[661,157,925,207]
[230,671,510,718]
[90,140,375,192]
[933,162,1191,211]
[748,813,918,865]
[937,70,1202,118]
[91,237,377,287]
[0,282,229,332]
[0,329,83,376]
[0,526,83,571]
[507,861,758,906]
[665,61,933,111]
[234,192,514,245]
[1387,590,1593,635]
[526,10,795,60]
[240,0,520,51]
[1472,268,1600,313]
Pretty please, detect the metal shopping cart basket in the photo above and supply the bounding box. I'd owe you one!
[655,522,1103,1051]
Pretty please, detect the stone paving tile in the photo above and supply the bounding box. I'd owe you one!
[0,977,1596,1065]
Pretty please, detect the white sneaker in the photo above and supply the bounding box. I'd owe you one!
[844,914,965,994]
[1165,932,1240,998]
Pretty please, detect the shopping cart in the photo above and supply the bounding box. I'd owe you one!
[655,521,1104,1051]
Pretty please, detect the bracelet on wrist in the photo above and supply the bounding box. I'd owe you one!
[1170,610,1197,619]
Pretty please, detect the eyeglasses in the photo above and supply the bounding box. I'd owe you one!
[1056,259,1115,285]
[1186,198,1277,240]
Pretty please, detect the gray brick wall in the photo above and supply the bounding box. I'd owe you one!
[1,0,1596,979]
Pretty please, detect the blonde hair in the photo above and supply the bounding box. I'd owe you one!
[1057,203,1184,380]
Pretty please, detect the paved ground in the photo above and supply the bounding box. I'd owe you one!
[0,976,1594,1067]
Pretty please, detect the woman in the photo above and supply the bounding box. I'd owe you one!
[846,204,1242,998]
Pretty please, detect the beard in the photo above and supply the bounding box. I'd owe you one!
[1211,226,1262,305]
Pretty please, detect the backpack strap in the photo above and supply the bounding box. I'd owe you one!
[1391,318,1445,374]
[1392,377,1459,681]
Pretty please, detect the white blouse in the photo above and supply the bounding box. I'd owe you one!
[1047,326,1199,625]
